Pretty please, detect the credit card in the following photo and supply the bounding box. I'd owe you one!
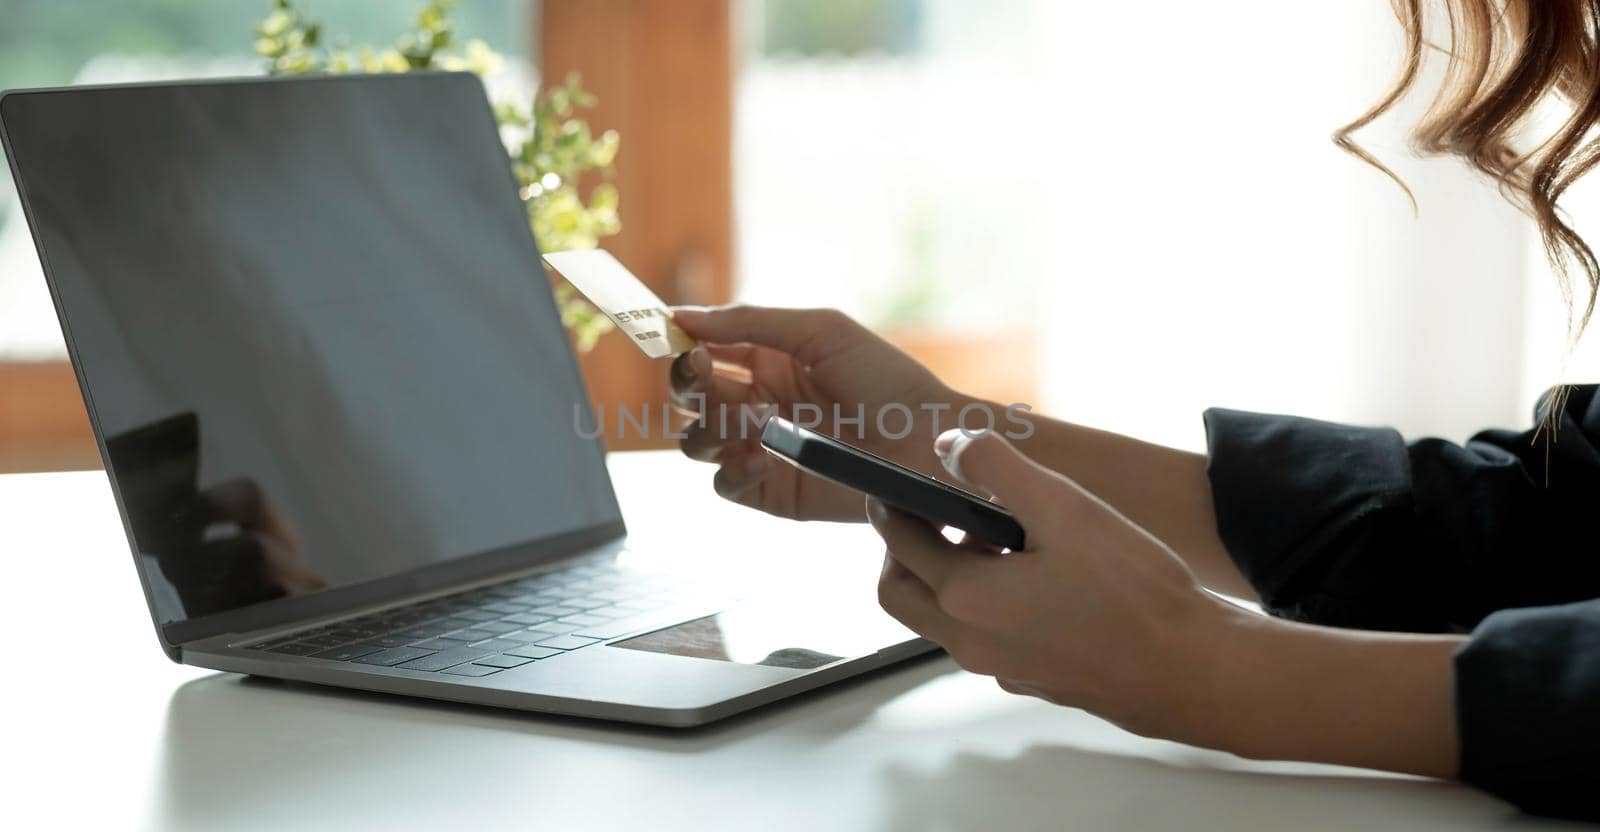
[541,249,698,359]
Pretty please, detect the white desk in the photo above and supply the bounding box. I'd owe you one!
[1,452,1550,830]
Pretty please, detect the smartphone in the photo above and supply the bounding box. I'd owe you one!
[760,416,1026,551]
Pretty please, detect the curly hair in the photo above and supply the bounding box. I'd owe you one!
[1338,0,1600,342]
[1337,1,1600,435]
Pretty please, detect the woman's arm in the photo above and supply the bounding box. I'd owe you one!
[1193,607,1462,777]
[975,403,1255,600]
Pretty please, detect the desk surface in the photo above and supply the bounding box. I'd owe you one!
[1,452,1554,831]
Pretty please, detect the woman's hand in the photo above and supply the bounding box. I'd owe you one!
[670,305,974,522]
[868,427,1242,742]
[869,428,1464,778]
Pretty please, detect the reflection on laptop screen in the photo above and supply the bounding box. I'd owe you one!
[1,74,620,635]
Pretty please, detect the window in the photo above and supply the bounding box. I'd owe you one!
[4,0,1593,472]
[738,0,1581,450]
[738,0,1044,409]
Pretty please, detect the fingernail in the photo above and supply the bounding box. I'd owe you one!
[670,352,697,385]
[865,497,887,524]
[741,453,768,479]
[934,429,972,480]
[690,345,712,380]
[671,306,709,324]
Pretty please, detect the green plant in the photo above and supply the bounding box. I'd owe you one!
[254,0,619,350]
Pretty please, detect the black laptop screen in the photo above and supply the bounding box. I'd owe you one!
[0,74,622,637]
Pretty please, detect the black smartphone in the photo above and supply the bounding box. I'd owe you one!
[760,416,1026,551]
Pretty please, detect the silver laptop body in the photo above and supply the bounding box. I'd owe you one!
[0,72,932,726]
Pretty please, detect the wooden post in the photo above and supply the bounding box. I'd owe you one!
[0,362,97,472]
[539,0,735,450]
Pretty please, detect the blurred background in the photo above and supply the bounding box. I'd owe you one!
[2,0,1596,472]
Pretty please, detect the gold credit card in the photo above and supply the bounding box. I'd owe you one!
[541,249,698,359]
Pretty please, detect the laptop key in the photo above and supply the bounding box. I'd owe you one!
[362,635,414,648]
[498,629,553,643]
[474,654,533,669]
[448,628,498,642]
[393,626,444,639]
[442,664,501,677]
[534,634,601,651]
[412,638,467,650]
[531,604,583,617]
[504,644,562,660]
[397,647,490,672]
[503,613,552,626]
[612,599,668,612]
[474,621,523,634]
[573,613,678,640]
[454,609,499,622]
[353,647,436,667]
[268,642,322,656]
[425,616,478,631]
[467,638,525,652]
[312,644,384,661]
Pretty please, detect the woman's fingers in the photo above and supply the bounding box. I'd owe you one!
[674,370,755,428]
[680,420,735,462]
[865,498,987,598]
[933,430,1073,532]
[711,451,772,507]
[668,346,718,408]
[953,529,1006,554]
[673,305,865,368]
[996,678,1052,700]
[697,342,779,380]
[876,553,962,646]
[670,348,769,420]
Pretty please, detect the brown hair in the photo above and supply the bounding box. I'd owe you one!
[1337,0,1600,438]
[1337,0,1600,343]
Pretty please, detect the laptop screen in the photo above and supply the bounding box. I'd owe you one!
[0,74,622,643]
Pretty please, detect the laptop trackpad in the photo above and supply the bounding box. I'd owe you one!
[608,599,912,670]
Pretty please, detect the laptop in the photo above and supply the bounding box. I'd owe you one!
[0,72,933,726]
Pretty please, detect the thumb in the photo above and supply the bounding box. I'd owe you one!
[934,429,1072,527]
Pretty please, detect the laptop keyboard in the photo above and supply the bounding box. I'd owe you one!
[248,559,687,678]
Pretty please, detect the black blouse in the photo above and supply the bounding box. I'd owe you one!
[1204,385,1600,822]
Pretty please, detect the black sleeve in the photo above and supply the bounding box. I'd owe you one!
[1203,385,1600,820]
[1203,385,1600,631]
[1455,599,1600,820]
